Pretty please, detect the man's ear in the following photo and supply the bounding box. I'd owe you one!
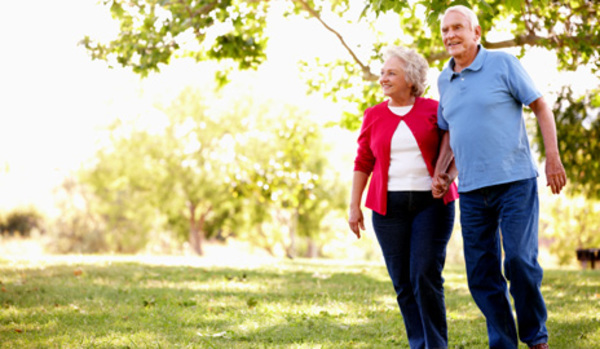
[474,25,482,42]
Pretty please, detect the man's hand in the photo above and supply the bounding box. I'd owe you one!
[348,206,365,239]
[432,173,451,199]
[545,154,567,194]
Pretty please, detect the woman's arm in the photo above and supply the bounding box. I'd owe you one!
[349,171,369,239]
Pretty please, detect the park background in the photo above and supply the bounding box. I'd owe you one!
[1,0,598,266]
[0,1,599,347]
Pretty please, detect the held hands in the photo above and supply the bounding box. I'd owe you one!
[432,173,452,199]
[348,206,365,239]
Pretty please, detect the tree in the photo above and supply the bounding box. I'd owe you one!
[81,128,163,252]
[84,0,600,199]
[154,87,243,255]
[48,176,109,253]
[80,87,241,255]
[230,102,347,258]
[82,1,600,78]
[77,86,346,256]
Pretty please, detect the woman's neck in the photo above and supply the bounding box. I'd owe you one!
[388,95,415,107]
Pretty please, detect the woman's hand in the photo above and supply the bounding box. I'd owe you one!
[348,206,365,239]
[432,173,451,199]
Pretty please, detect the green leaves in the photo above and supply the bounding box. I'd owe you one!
[83,0,600,203]
[83,0,270,76]
[208,34,266,70]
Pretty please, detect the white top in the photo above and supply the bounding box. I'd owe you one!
[387,104,432,191]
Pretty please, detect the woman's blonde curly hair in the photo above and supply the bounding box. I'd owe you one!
[383,46,429,97]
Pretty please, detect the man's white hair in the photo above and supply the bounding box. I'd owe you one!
[442,5,480,30]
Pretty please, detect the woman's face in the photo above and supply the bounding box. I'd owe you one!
[379,56,412,99]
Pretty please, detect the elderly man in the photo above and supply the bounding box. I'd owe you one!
[432,5,567,349]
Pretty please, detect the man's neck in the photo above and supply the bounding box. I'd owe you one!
[453,46,480,73]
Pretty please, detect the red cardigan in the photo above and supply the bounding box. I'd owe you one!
[354,97,458,215]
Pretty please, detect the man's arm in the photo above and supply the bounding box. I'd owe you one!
[432,131,456,198]
[529,97,567,194]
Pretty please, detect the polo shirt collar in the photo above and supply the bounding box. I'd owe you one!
[446,44,486,81]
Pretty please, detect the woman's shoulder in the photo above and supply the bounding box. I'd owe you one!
[363,101,389,118]
[417,96,438,106]
[415,97,439,111]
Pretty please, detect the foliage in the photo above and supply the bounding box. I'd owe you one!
[79,87,240,255]
[47,177,111,253]
[229,102,347,257]
[80,0,269,78]
[0,207,43,237]
[83,0,600,117]
[79,132,163,253]
[535,87,600,199]
[84,0,600,201]
[1,257,599,348]
[75,86,346,256]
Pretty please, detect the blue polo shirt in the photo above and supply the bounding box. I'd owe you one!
[437,45,541,192]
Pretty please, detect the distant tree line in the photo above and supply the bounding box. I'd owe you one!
[47,87,347,257]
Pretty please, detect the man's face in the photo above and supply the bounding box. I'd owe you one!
[441,11,481,60]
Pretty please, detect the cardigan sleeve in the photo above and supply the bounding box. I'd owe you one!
[353,108,376,174]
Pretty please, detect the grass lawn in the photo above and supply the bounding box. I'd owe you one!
[0,255,598,348]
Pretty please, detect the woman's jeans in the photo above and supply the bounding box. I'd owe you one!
[372,191,455,349]
[459,178,548,349]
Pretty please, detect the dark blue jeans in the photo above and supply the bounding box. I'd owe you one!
[372,191,455,349]
[459,178,548,349]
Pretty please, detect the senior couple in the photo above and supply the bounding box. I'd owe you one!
[348,5,567,349]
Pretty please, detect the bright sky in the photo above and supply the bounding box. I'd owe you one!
[0,0,346,215]
[0,0,596,216]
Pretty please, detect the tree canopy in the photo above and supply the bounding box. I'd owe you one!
[83,0,600,199]
[73,87,346,255]
[82,0,600,77]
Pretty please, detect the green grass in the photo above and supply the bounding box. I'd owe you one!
[0,256,598,348]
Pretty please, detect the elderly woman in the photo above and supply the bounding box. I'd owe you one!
[349,46,458,349]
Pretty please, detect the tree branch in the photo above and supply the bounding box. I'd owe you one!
[425,33,596,65]
[294,1,596,81]
[176,0,218,40]
[293,0,378,81]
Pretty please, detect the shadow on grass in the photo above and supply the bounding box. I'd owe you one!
[0,260,598,348]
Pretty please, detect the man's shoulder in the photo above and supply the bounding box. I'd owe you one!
[484,49,519,66]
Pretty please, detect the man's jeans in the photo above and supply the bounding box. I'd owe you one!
[459,178,548,349]
[372,191,455,349]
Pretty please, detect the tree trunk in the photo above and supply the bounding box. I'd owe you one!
[306,238,319,258]
[188,202,204,256]
[286,210,299,259]
[257,224,275,256]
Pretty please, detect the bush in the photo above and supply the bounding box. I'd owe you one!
[0,207,44,237]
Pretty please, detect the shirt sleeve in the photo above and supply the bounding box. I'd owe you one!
[436,94,449,131]
[505,55,542,106]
